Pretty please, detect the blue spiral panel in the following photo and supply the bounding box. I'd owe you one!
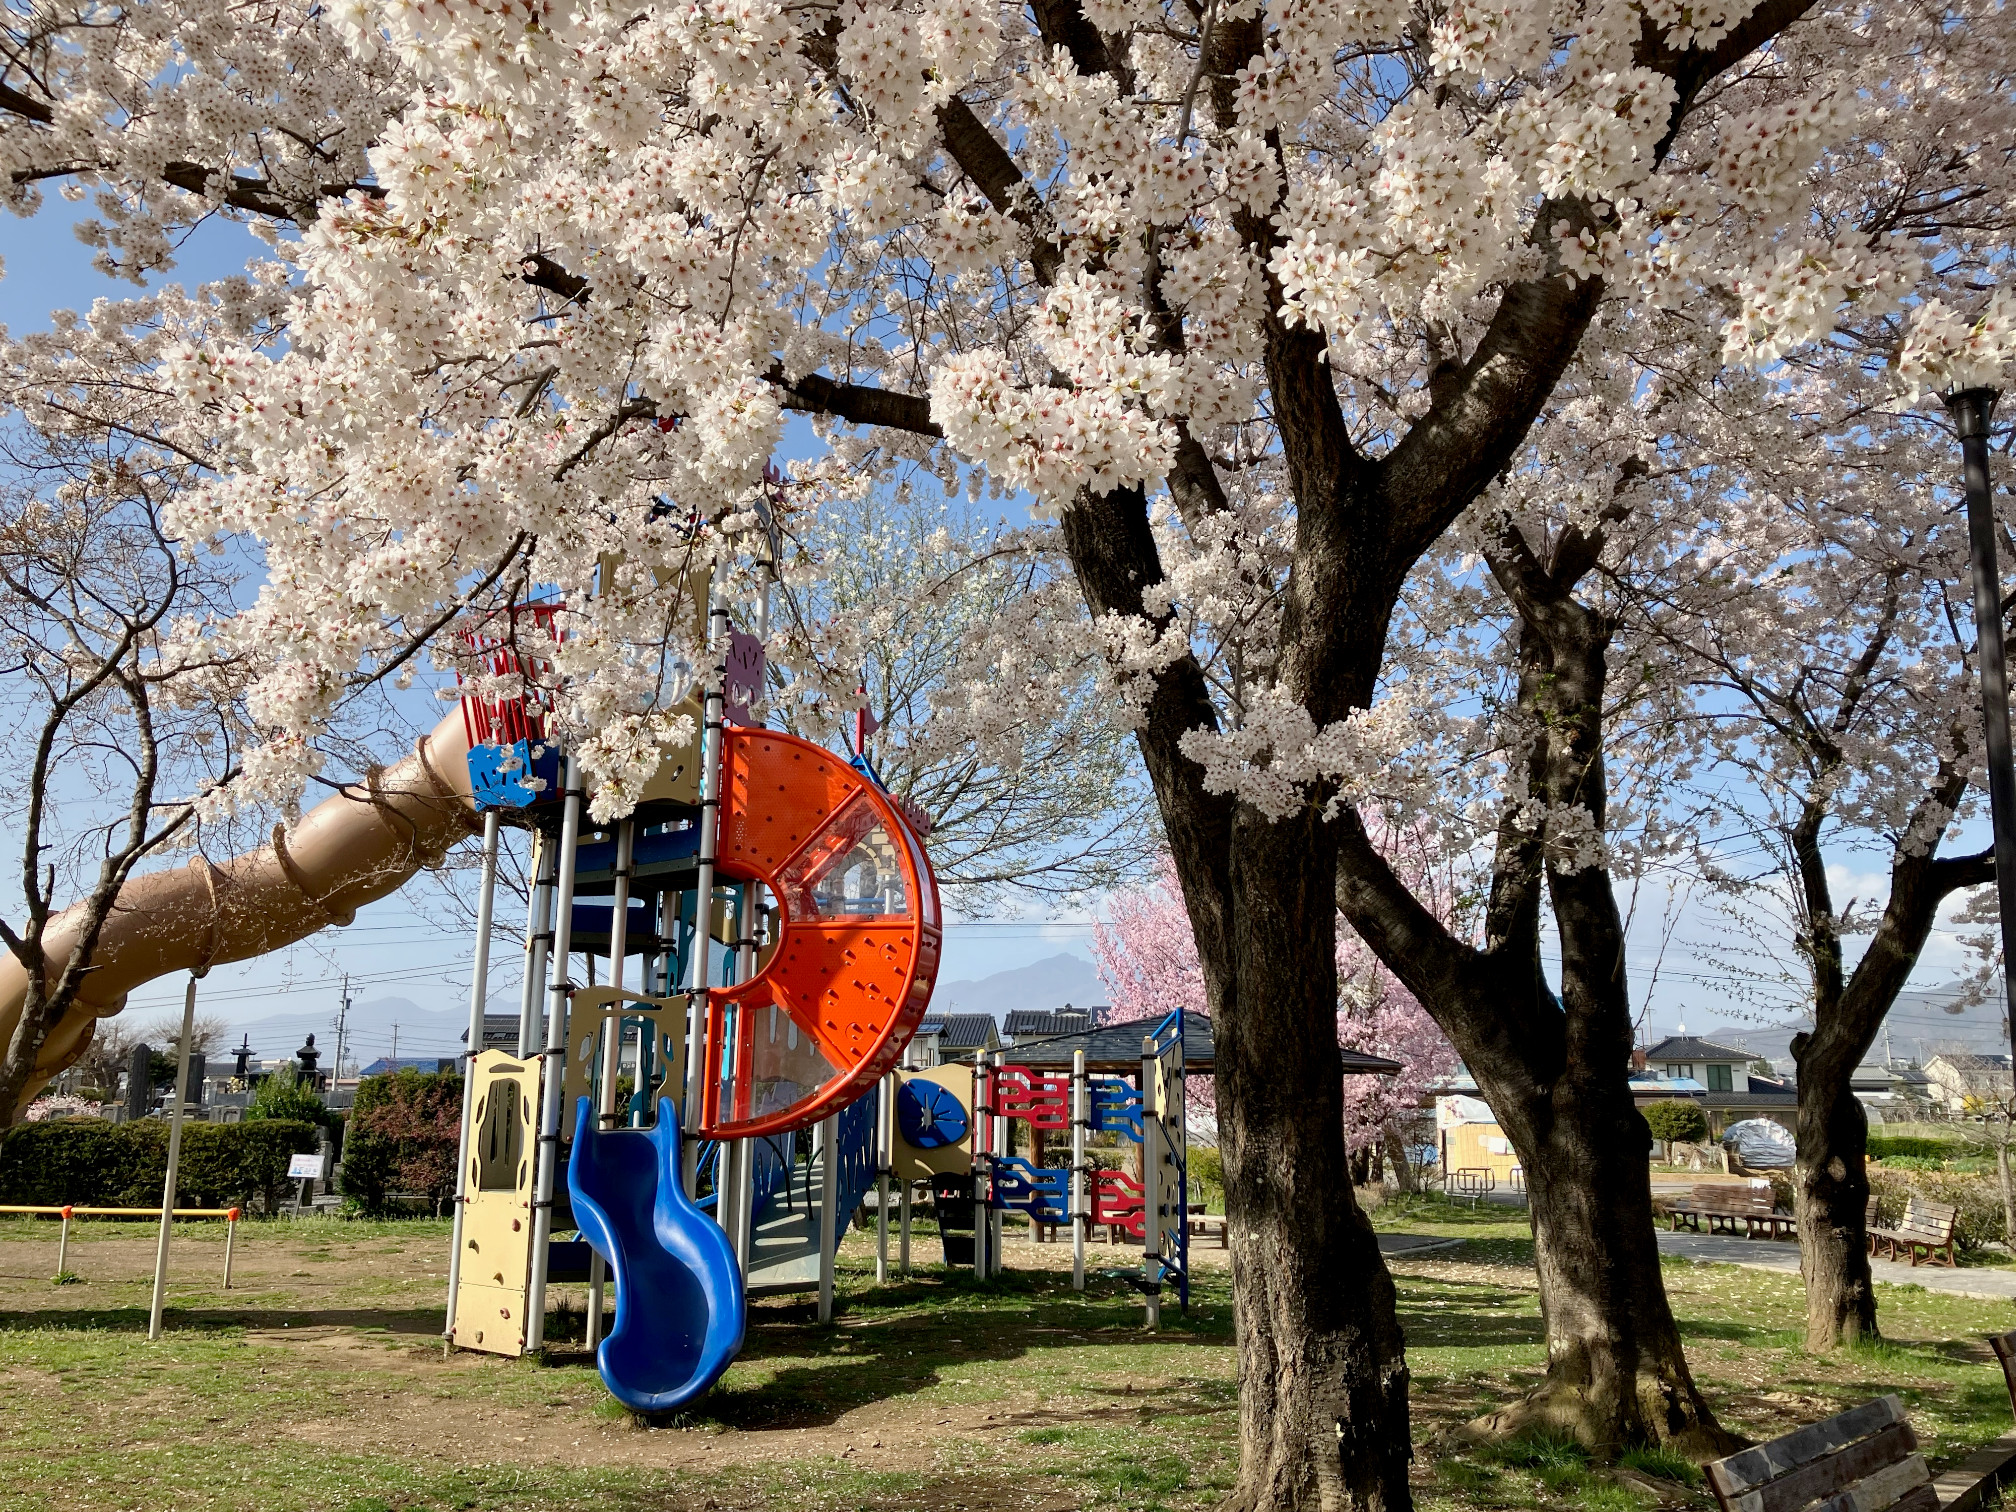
[568,1098,746,1412]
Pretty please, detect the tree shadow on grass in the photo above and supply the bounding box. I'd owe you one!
[0,1305,446,1337]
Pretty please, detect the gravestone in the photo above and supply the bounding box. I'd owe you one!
[125,1042,153,1121]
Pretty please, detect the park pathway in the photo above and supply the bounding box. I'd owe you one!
[1656,1229,2016,1301]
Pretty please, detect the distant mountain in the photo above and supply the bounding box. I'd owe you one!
[1695,983,1998,1068]
[930,953,1105,1021]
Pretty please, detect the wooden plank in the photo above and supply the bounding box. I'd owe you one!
[1932,1425,2016,1512]
[1709,1399,1908,1500]
[1723,1423,1920,1512]
[1805,1459,1933,1512]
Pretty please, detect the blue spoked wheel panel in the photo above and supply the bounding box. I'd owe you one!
[897,1078,968,1149]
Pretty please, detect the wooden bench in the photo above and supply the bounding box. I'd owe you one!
[1188,1212,1229,1249]
[1705,1394,1936,1512]
[1870,1195,1958,1267]
[1990,1329,2016,1418]
[1668,1182,1795,1239]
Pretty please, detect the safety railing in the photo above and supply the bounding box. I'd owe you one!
[0,1204,243,1286]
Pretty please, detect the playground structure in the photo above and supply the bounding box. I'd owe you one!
[0,562,1231,1413]
[441,587,943,1408]
[888,1022,1193,1324]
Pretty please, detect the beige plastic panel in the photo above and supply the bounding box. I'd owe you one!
[892,1065,975,1182]
[562,989,690,1132]
[452,1050,538,1357]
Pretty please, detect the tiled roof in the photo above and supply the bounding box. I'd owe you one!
[1003,1008,1096,1038]
[918,1012,1001,1051]
[996,1012,1399,1076]
[1644,1035,1754,1063]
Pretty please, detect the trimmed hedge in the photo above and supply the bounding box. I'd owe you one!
[341,1069,462,1216]
[0,1116,318,1214]
[1867,1134,1960,1162]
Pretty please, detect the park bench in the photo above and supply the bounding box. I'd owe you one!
[1705,1394,1936,1512]
[1667,1182,1794,1239]
[1870,1195,1958,1268]
[1990,1329,2016,1417]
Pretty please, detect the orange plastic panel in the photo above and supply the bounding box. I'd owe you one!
[697,728,941,1139]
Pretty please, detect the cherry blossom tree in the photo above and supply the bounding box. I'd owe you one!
[1095,850,1459,1183]
[5,0,2013,1494]
[1624,364,1997,1350]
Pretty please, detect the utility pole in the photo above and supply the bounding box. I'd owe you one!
[333,976,352,1083]
[391,1023,400,1064]
[1884,1025,1894,1068]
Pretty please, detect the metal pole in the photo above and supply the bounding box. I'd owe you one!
[445,810,502,1341]
[899,1177,912,1276]
[587,817,634,1347]
[816,1112,838,1323]
[1950,388,2016,1117]
[148,972,202,1341]
[684,574,726,1186]
[991,1061,1007,1270]
[972,1055,990,1280]
[56,1207,70,1280]
[875,1073,891,1285]
[223,1210,237,1289]
[526,757,585,1353]
[1141,1035,1160,1331]
[1071,1049,1087,1292]
[519,832,555,1057]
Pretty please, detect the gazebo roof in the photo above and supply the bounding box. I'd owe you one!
[968,1012,1402,1077]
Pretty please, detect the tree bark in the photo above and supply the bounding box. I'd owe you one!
[1215,810,1413,1512]
[1061,483,1415,1511]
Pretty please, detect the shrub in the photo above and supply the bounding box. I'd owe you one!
[341,1068,463,1216]
[1642,1100,1709,1146]
[0,1116,318,1214]
[245,1063,328,1126]
[1868,1134,1961,1162]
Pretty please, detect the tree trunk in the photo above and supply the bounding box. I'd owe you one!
[1385,1126,1418,1194]
[1467,1056,1730,1456]
[1215,809,1412,1512]
[1792,1072,1877,1348]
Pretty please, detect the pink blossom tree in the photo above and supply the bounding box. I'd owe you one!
[1095,852,1457,1183]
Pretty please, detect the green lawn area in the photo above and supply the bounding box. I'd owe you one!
[0,1203,2007,1512]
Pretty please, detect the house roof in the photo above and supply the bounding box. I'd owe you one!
[992,1012,1400,1077]
[1003,1008,1096,1038]
[1644,1035,1753,1063]
[918,1013,1001,1052]
[358,1056,457,1078]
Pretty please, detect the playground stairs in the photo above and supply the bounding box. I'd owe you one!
[744,1102,879,1296]
[746,1194,823,1295]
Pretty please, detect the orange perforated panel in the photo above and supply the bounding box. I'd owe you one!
[697,728,942,1140]
[720,735,861,874]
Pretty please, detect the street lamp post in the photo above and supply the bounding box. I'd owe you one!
[1947,386,2016,1219]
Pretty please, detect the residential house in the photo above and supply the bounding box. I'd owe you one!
[907,1012,1001,1067]
[1641,1035,1756,1093]
[1924,1052,2014,1110]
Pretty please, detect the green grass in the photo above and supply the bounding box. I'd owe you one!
[0,1213,2010,1512]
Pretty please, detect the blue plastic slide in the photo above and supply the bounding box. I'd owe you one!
[568,1098,746,1411]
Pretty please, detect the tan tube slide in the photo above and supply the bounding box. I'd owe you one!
[0,709,482,1119]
